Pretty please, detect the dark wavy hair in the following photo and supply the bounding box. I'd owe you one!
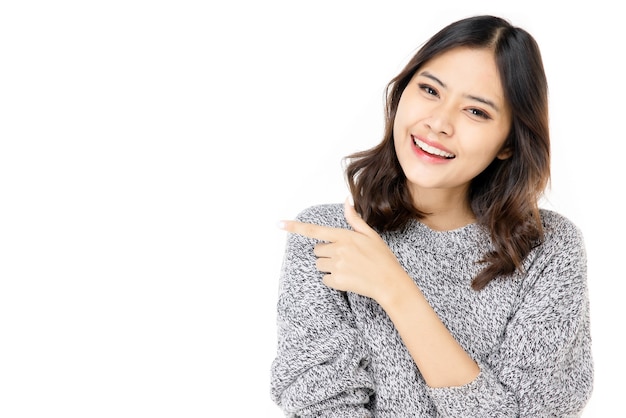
[344,15,550,290]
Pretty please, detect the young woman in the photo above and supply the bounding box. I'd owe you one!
[270,15,593,417]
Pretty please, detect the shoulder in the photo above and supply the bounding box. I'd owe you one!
[537,208,587,262]
[518,210,590,318]
[539,209,585,246]
[295,203,349,229]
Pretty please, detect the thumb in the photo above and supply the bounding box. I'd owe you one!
[344,196,375,236]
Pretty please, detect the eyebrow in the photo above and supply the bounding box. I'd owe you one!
[419,71,501,112]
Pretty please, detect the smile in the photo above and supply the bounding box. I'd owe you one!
[412,136,455,159]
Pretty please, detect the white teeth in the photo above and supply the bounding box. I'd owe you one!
[413,137,455,158]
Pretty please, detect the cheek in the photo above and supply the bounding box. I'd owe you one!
[393,92,414,128]
[467,138,508,171]
[392,121,401,146]
[392,110,405,144]
[392,111,414,144]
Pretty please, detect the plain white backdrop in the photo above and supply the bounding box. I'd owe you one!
[0,1,622,416]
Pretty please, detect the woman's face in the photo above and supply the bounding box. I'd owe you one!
[393,47,512,198]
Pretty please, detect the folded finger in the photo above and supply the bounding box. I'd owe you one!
[316,257,333,274]
[313,242,333,258]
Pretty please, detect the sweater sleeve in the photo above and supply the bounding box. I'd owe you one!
[428,218,594,417]
[270,208,375,417]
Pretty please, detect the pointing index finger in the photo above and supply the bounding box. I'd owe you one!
[278,220,346,242]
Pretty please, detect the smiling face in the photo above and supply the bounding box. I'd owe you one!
[393,47,512,205]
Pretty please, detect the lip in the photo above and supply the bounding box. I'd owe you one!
[410,135,455,163]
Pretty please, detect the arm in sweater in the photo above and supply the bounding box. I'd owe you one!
[426,216,593,416]
[270,208,375,417]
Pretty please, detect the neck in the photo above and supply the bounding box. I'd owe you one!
[411,187,475,231]
[421,209,476,231]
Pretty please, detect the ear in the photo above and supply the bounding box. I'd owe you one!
[496,147,512,160]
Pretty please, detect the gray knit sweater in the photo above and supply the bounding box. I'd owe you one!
[270,203,593,417]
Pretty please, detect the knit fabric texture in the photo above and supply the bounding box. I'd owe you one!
[270,203,593,417]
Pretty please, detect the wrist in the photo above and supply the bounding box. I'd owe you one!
[376,268,417,311]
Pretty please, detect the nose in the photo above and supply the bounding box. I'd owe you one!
[424,103,454,136]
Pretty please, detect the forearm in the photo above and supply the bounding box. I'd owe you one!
[378,273,479,388]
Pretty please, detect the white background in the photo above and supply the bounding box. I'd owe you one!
[0,1,622,417]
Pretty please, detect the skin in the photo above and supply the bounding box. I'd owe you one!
[279,47,514,388]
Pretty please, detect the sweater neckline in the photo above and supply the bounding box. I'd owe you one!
[391,218,492,255]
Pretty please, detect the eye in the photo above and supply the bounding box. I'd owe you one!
[418,83,439,97]
[467,108,491,120]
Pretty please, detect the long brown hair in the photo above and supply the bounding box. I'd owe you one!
[344,15,550,290]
